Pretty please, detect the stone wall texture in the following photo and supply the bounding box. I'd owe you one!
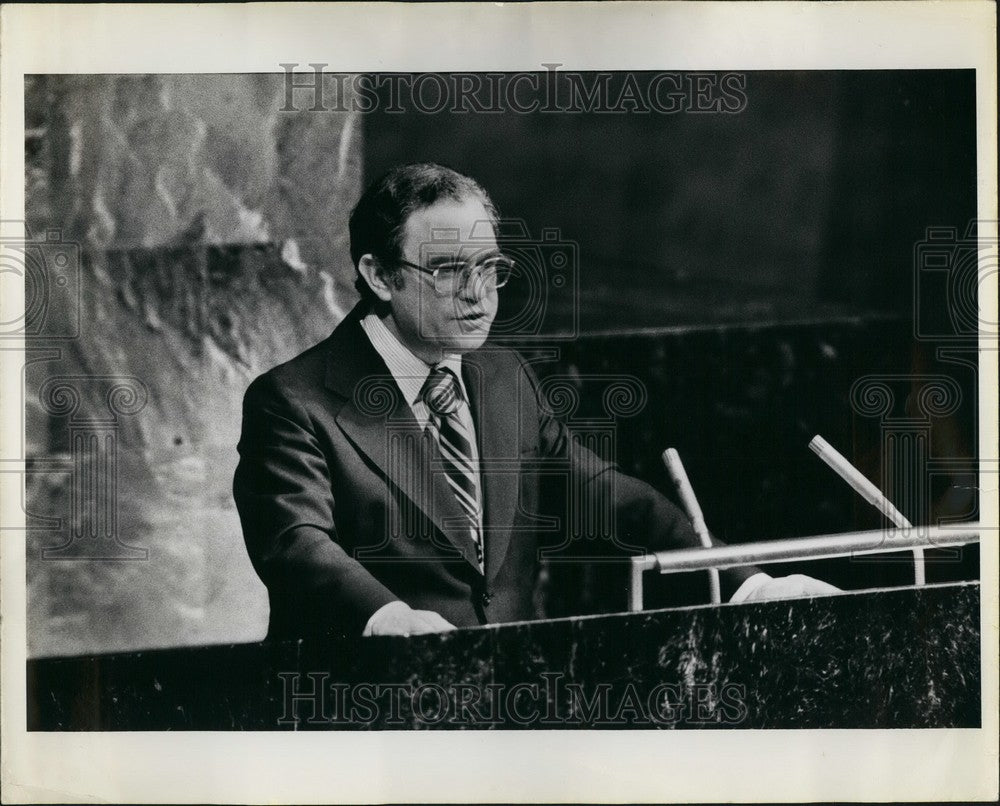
[25,74,363,657]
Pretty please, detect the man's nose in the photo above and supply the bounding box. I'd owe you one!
[459,282,487,303]
[458,271,495,303]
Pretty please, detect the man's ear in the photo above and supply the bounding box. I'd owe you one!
[357,254,393,302]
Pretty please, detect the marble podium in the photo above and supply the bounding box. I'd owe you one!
[27,581,979,730]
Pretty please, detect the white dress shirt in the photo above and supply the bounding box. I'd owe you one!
[360,313,489,635]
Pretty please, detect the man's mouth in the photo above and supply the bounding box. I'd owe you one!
[457,310,487,321]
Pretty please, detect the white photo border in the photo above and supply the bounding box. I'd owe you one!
[1,2,997,803]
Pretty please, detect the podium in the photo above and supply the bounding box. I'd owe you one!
[28,580,979,730]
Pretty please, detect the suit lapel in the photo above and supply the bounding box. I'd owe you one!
[462,350,520,583]
[325,308,482,571]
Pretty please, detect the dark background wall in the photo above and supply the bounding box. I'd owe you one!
[24,71,978,656]
[363,71,976,329]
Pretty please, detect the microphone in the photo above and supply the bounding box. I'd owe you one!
[662,448,722,604]
[808,434,922,584]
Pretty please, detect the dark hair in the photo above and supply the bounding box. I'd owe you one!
[348,163,499,307]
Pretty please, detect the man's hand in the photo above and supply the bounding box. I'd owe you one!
[363,600,456,637]
[736,573,841,603]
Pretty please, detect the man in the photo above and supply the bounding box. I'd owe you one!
[234,163,837,640]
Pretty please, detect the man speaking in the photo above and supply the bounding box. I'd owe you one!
[233,163,836,641]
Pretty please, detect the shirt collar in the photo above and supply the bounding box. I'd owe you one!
[360,312,465,407]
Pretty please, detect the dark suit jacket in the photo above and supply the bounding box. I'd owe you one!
[234,304,757,640]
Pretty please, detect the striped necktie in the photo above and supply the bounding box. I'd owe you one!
[421,366,484,572]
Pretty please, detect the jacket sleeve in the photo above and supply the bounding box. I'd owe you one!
[233,373,399,637]
[523,360,759,597]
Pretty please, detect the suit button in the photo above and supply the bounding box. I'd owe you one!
[480,591,492,608]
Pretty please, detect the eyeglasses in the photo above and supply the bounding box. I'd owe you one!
[394,253,514,296]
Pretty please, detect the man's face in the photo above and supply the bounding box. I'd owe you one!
[385,195,499,363]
